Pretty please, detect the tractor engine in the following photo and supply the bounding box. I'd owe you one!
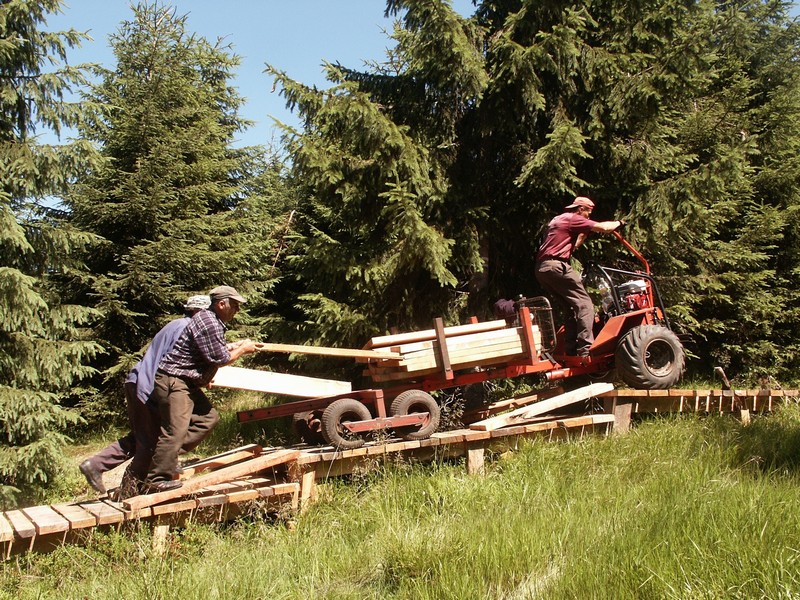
[617,279,651,312]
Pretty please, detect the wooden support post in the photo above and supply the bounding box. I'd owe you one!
[298,470,317,514]
[152,524,169,556]
[466,443,485,475]
[611,401,632,434]
[739,409,751,426]
[433,317,454,380]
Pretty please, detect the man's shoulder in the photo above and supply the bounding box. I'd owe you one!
[152,316,190,340]
[190,309,225,334]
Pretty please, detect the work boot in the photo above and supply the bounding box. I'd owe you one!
[79,460,106,494]
[144,480,183,494]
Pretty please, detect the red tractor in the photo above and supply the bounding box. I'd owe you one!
[534,230,686,389]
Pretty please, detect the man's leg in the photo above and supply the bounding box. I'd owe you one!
[79,384,140,493]
[536,261,579,355]
[181,389,220,453]
[147,373,193,485]
[126,383,161,481]
[558,270,595,356]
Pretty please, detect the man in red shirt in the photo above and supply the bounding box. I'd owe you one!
[535,197,624,357]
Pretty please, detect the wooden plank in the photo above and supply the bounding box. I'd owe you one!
[463,429,492,442]
[463,386,565,422]
[389,325,524,359]
[4,509,36,539]
[79,500,125,526]
[271,482,300,497]
[196,482,244,508]
[254,342,399,361]
[210,366,351,397]
[21,505,70,536]
[0,513,15,542]
[151,499,197,517]
[394,339,526,372]
[368,348,540,382]
[365,319,509,349]
[224,486,261,504]
[181,446,263,477]
[51,503,101,529]
[376,326,540,372]
[124,449,300,511]
[469,383,615,431]
[556,415,605,428]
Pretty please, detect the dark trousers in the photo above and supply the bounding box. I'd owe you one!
[535,259,595,356]
[126,383,161,480]
[147,372,220,483]
[87,382,159,478]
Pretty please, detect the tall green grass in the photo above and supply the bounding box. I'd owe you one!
[5,407,800,599]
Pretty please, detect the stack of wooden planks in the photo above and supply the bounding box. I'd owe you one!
[467,383,615,431]
[363,319,541,382]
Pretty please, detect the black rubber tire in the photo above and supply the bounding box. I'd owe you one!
[389,389,441,440]
[320,398,371,449]
[616,325,686,389]
[292,411,325,445]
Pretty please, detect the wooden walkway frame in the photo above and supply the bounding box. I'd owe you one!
[1,388,794,558]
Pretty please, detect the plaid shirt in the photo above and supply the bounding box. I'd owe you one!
[158,309,231,386]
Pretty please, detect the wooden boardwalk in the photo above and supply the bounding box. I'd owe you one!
[0,388,794,558]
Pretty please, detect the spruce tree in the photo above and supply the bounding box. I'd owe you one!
[0,0,101,506]
[269,0,488,351]
[271,0,800,384]
[65,2,291,417]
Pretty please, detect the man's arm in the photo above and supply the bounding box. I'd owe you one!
[591,220,624,233]
[224,339,258,364]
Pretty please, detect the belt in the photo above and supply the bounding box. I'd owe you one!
[538,257,567,263]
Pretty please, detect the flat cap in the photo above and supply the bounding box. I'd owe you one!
[209,285,247,304]
[184,295,211,310]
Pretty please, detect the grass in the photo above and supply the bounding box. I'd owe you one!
[5,403,800,598]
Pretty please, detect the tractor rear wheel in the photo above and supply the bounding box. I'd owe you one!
[389,389,440,440]
[616,325,685,389]
[321,398,371,449]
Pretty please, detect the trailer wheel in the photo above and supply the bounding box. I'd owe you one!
[616,325,685,390]
[292,411,325,445]
[389,390,440,440]
[321,398,371,449]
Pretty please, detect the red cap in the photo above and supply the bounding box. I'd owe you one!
[565,196,595,210]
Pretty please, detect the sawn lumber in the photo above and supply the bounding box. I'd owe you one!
[210,366,351,397]
[255,342,399,361]
[178,444,262,478]
[469,383,615,431]
[364,319,509,349]
[123,449,300,511]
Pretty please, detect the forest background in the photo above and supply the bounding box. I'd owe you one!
[2,0,800,508]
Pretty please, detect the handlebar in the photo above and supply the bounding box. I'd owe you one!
[612,230,650,275]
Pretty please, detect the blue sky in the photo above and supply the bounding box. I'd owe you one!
[46,0,476,147]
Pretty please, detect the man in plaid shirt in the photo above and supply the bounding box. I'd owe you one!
[146,285,258,492]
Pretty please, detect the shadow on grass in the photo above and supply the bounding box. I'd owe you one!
[731,403,800,474]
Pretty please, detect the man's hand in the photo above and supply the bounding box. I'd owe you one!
[226,338,259,364]
[615,219,626,230]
